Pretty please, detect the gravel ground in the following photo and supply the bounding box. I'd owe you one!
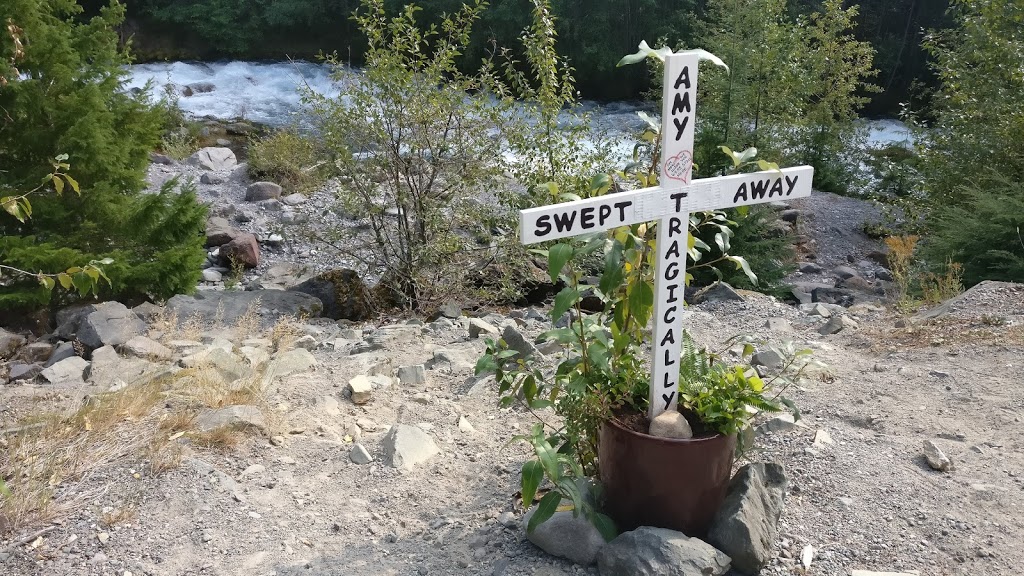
[3,158,1023,575]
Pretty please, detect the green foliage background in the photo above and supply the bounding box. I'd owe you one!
[0,0,207,311]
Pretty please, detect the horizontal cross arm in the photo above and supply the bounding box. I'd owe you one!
[519,165,814,244]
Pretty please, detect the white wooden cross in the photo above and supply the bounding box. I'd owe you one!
[518,51,814,421]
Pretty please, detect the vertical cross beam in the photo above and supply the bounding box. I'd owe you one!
[649,52,699,421]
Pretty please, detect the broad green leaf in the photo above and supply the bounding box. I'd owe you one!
[720,145,741,167]
[534,439,560,480]
[737,147,758,164]
[590,512,618,542]
[520,461,543,508]
[589,173,611,195]
[71,273,92,296]
[523,374,538,400]
[714,232,726,253]
[756,159,780,172]
[2,197,25,222]
[551,287,580,323]
[547,243,573,283]
[558,192,581,202]
[780,397,801,421]
[527,492,561,533]
[574,235,605,258]
[98,257,114,265]
[52,175,65,195]
[628,281,654,325]
[55,153,69,162]
[64,175,80,194]
[538,327,576,344]
[57,273,73,290]
[728,255,758,285]
[39,276,55,290]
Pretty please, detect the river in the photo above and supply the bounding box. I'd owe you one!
[125,61,914,149]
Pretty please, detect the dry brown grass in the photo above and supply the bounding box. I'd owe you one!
[1,300,302,534]
[188,427,241,451]
[100,502,138,527]
[235,297,262,336]
[270,313,305,352]
[1,363,270,534]
[180,312,205,342]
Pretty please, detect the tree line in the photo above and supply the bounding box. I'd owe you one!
[92,0,949,115]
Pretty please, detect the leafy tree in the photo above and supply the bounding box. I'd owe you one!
[696,0,878,193]
[916,0,1024,285]
[0,0,207,311]
[305,0,515,308]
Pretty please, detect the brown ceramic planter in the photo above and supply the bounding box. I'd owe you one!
[598,417,736,537]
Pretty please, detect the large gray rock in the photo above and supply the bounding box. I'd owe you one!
[76,302,146,350]
[692,282,744,304]
[121,336,173,361]
[597,527,731,576]
[194,405,267,434]
[524,508,607,565]
[20,341,54,363]
[40,356,90,385]
[54,304,96,340]
[382,424,439,470]
[245,181,283,201]
[261,348,317,385]
[44,341,77,367]
[707,463,787,575]
[9,363,42,381]
[165,290,322,327]
[205,217,238,247]
[186,348,250,384]
[188,147,237,171]
[288,269,372,321]
[501,325,537,360]
[0,328,26,359]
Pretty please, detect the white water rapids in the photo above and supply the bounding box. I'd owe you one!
[125,60,914,149]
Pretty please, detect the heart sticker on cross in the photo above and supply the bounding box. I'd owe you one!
[663,150,692,183]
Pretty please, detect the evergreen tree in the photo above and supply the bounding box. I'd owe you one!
[0,0,207,311]
[918,0,1024,285]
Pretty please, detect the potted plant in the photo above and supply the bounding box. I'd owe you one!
[476,227,813,538]
[474,47,816,541]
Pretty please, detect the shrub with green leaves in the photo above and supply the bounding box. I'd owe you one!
[690,206,795,296]
[248,129,327,195]
[916,0,1024,285]
[0,0,207,311]
[921,173,1024,286]
[696,0,878,193]
[304,0,516,307]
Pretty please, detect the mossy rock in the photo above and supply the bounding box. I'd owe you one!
[289,269,373,321]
